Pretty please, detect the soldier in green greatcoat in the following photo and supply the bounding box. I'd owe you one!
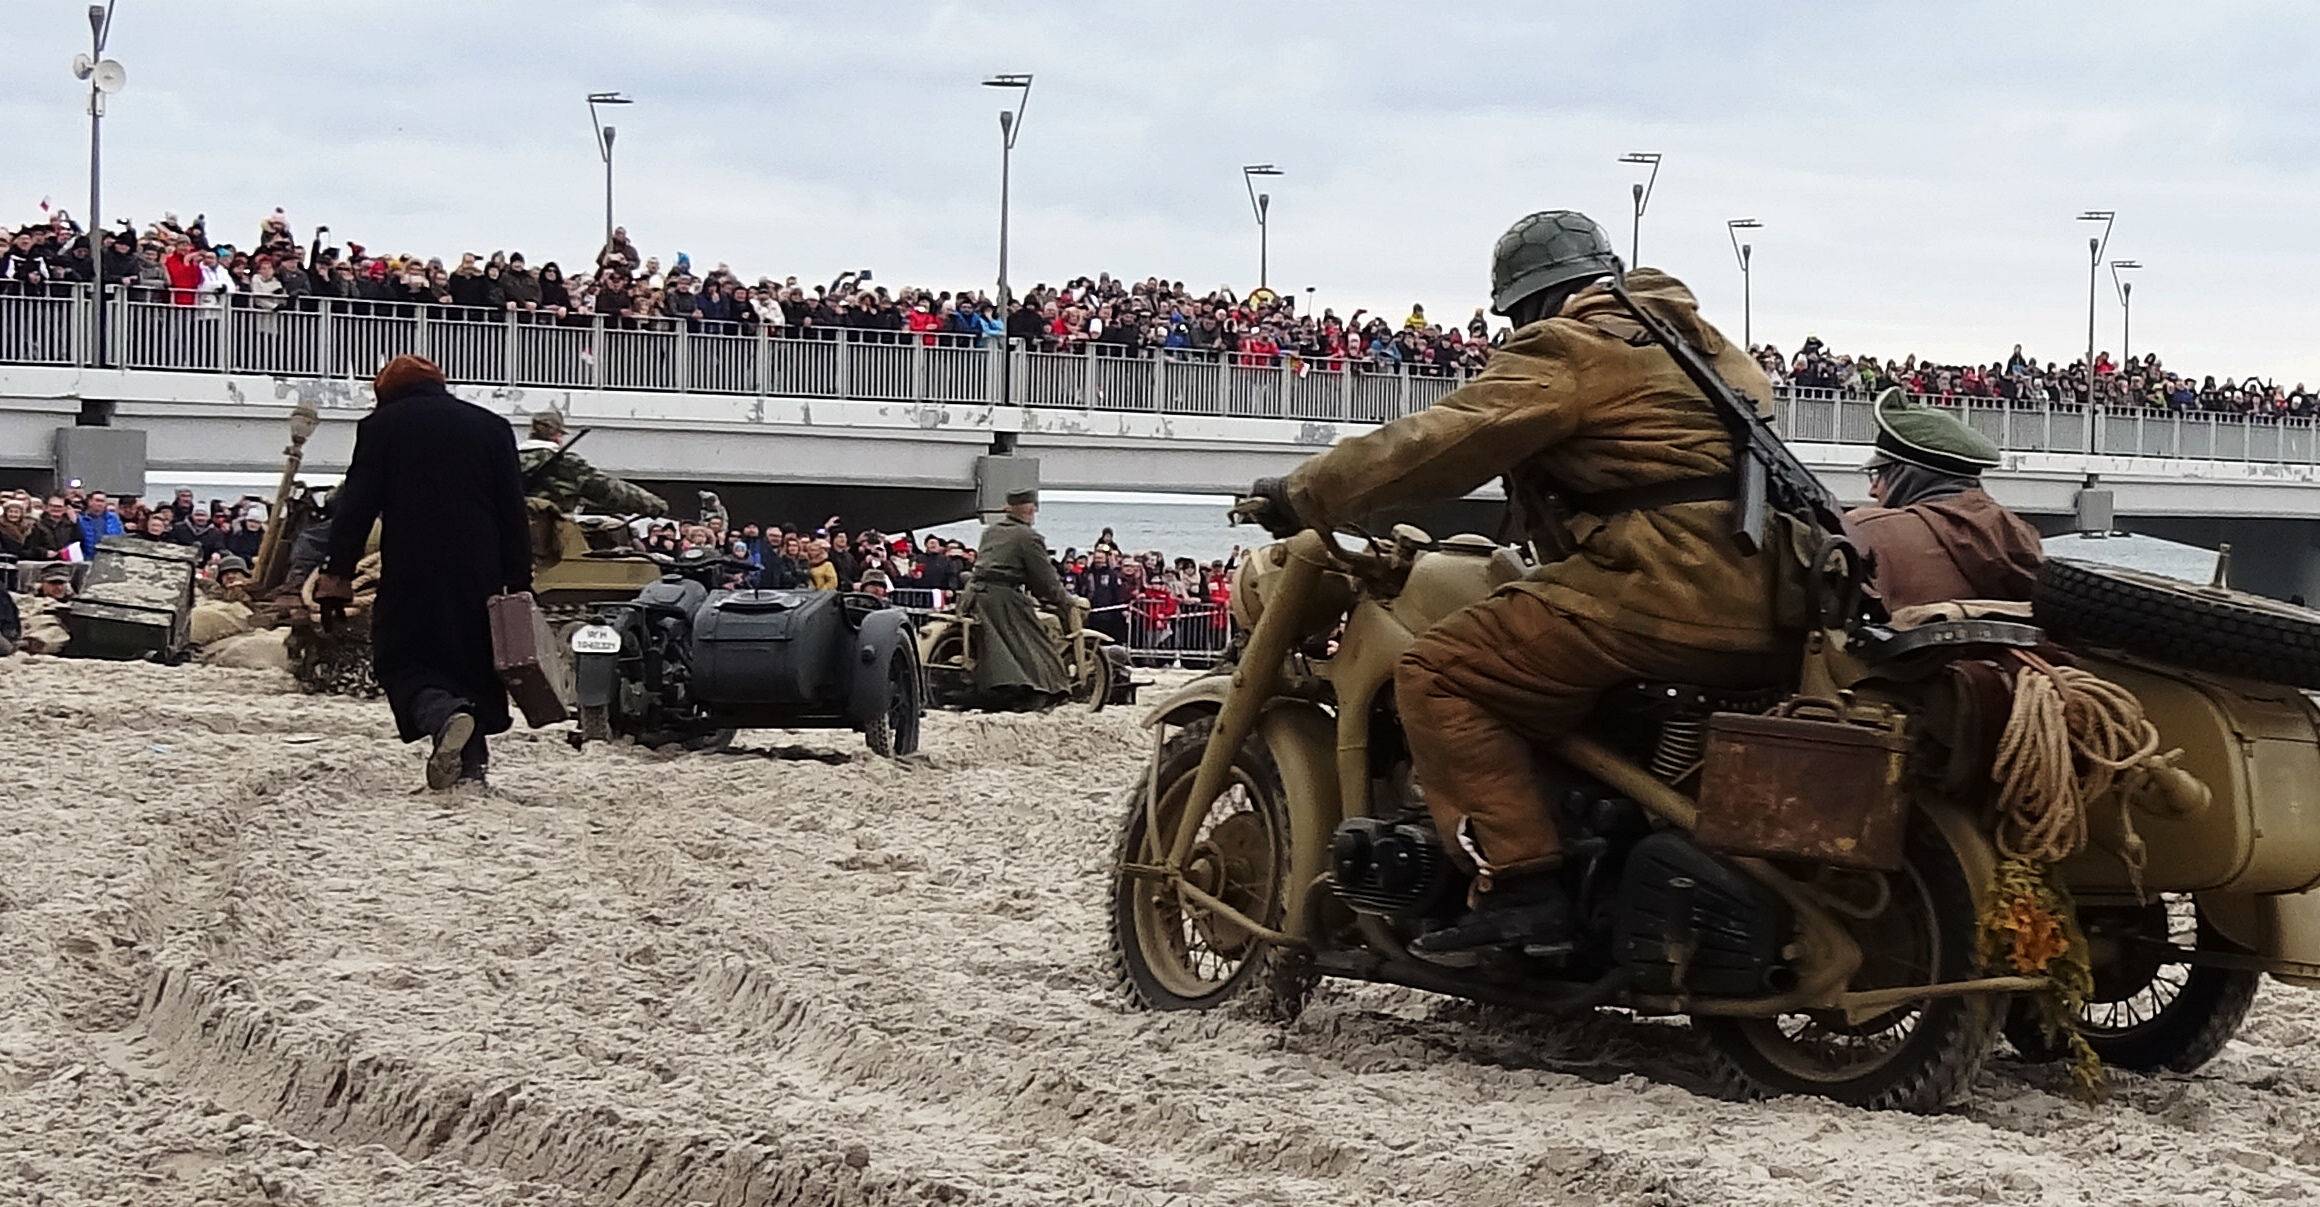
[516,411,669,516]
[960,488,1072,709]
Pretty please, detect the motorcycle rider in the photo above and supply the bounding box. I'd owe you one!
[516,410,669,516]
[1843,388,2044,609]
[1243,211,1794,961]
[960,488,1074,710]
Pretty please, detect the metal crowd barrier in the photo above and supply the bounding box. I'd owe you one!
[1082,601,1234,669]
[5,286,2318,461]
[2,286,1475,424]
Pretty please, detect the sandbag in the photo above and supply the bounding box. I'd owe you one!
[189,600,256,644]
[199,628,293,672]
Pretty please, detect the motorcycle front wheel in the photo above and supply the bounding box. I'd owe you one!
[1109,717,1299,1014]
[863,649,922,758]
[1699,816,2000,1113]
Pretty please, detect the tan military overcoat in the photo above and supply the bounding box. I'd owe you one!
[1286,270,1786,654]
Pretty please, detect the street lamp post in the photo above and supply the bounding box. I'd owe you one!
[1726,218,1762,349]
[1242,164,1283,290]
[2110,260,2142,367]
[73,2,123,368]
[587,92,633,247]
[1618,152,1662,267]
[982,73,1033,406]
[2077,210,2115,405]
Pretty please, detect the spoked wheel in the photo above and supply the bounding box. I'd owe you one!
[1701,818,2000,1112]
[2005,895,2259,1073]
[864,650,922,758]
[1109,717,1299,1013]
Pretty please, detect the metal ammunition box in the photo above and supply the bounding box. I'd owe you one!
[64,536,198,661]
[1695,712,1910,872]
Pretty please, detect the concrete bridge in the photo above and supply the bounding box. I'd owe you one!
[5,289,2320,599]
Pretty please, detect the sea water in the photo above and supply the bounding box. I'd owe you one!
[930,492,2225,584]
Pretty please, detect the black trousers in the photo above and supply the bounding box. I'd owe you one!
[406,684,490,778]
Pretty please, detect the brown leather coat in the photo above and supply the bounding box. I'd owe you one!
[1285,270,1786,654]
[1844,488,2045,609]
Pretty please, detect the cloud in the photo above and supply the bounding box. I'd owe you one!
[3,0,2314,381]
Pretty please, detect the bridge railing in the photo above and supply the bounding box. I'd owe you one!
[6,286,2319,462]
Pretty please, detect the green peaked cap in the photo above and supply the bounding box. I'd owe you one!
[1870,387,2002,475]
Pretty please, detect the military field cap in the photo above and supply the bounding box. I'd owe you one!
[529,410,568,439]
[1005,487,1039,505]
[41,564,72,583]
[1869,387,2001,475]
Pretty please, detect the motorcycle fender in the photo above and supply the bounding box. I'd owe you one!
[575,651,620,708]
[1144,681,1338,941]
[848,609,918,725]
[1142,672,1234,730]
[1260,700,1342,941]
[1918,795,1998,913]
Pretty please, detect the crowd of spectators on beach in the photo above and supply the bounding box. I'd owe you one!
[1,483,1240,664]
[0,485,265,568]
[637,512,1238,664]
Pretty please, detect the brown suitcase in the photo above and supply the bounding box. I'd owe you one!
[488,591,572,728]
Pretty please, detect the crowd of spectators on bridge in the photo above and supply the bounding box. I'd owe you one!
[3,204,1491,377]
[1757,336,2317,419]
[14,199,2315,421]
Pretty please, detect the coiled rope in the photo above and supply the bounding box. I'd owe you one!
[1991,650,2161,868]
[1984,649,2169,1100]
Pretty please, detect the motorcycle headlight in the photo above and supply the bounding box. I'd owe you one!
[1229,546,1276,631]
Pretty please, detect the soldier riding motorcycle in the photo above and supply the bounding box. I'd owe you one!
[1239,211,1792,963]
[1108,209,2320,1112]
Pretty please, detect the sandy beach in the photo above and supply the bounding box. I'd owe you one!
[5,656,2318,1206]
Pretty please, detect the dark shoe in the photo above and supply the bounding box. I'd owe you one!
[1409,873,1574,966]
[426,711,475,791]
[458,733,490,784]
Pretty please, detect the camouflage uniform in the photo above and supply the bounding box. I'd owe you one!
[516,411,668,516]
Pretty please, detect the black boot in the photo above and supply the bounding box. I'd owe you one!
[1409,871,1574,965]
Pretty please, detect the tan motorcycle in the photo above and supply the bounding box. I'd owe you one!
[1108,523,2320,1111]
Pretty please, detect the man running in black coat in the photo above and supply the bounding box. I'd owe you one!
[313,355,531,789]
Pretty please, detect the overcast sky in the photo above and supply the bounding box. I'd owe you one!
[6,1,2317,383]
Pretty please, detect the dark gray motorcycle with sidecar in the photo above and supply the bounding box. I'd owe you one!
[567,548,922,756]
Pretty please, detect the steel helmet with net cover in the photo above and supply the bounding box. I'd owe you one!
[1489,210,1624,315]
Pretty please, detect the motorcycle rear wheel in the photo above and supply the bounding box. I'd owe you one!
[1109,717,1299,1014]
[1700,817,1999,1113]
[2004,896,2259,1073]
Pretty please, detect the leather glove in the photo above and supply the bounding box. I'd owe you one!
[1231,476,1304,540]
[310,571,354,631]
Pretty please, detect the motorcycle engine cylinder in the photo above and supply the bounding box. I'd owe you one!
[1330,816,1455,916]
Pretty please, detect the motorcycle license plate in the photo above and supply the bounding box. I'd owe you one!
[569,624,621,655]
